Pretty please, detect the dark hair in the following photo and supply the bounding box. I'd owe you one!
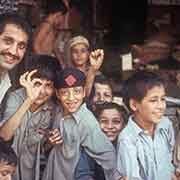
[26,54,61,83]
[89,74,113,101]
[45,0,67,15]
[122,70,166,110]
[95,102,128,125]
[0,12,32,43]
[0,138,17,165]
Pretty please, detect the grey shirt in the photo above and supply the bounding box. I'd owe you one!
[42,103,120,180]
[1,88,56,180]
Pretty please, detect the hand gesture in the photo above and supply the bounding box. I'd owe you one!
[89,49,104,72]
[19,70,43,103]
[47,128,63,146]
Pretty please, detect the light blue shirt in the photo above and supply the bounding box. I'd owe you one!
[117,116,175,180]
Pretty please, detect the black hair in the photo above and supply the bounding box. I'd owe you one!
[89,74,113,101]
[0,138,17,165]
[45,0,68,15]
[95,102,128,125]
[0,12,32,44]
[26,54,62,84]
[122,70,166,110]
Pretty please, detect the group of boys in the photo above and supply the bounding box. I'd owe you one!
[0,11,178,180]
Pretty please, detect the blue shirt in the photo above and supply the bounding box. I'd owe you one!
[117,116,175,180]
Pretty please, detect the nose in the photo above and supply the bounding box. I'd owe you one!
[9,43,18,56]
[106,121,113,129]
[157,99,166,110]
[67,90,75,100]
[99,94,105,102]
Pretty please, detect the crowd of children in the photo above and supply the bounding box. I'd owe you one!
[1,1,180,180]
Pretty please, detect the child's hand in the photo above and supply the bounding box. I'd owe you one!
[47,128,63,146]
[89,49,104,72]
[19,70,43,103]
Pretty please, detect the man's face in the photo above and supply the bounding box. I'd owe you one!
[99,108,124,142]
[32,79,54,108]
[0,24,28,71]
[93,83,113,104]
[56,86,85,115]
[131,85,166,125]
[71,43,89,67]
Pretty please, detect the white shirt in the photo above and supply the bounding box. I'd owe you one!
[0,72,11,104]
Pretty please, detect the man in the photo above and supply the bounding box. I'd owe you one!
[33,0,67,56]
[0,55,61,180]
[0,12,31,114]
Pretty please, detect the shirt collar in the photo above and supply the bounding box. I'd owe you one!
[72,103,87,124]
[129,115,168,137]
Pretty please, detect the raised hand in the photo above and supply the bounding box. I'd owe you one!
[19,70,43,103]
[89,49,104,72]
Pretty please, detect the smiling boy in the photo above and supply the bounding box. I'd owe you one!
[42,67,121,180]
[117,70,175,180]
[0,55,61,180]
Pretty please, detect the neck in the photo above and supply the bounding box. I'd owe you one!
[133,115,155,137]
[75,64,86,73]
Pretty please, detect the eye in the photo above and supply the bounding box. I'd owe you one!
[3,37,13,45]
[60,89,68,96]
[18,42,27,50]
[34,82,42,87]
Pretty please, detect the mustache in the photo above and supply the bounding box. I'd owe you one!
[0,52,20,61]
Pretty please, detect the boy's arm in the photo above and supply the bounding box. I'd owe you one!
[0,70,43,141]
[85,49,104,97]
[117,139,141,179]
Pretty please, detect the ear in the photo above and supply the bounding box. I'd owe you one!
[83,88,86,98]
[55,89,60,99]
[129,99,139,112]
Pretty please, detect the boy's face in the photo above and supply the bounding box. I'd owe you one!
[131,85,166,125]
[32,78,54,107]
[71,43,89,67]
[99,108,124,142]
[0,161,16,179]
[93,83,113,104]
[56,86,85,115]
[0,24,28,71]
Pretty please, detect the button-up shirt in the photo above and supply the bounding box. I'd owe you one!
[43,103,120,180]
[117,116,175,180]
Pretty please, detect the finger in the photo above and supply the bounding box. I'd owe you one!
[31,78,43,85]
[27,69,38,82]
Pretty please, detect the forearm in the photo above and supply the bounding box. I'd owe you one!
[85,68,97,97]
[0,98,32,140]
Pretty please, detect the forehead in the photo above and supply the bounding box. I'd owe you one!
[100,108,121,117]
[71,43,88,50]
[143,85,165,99]
[95,83,112,92]
[59,86,84,91]
[0,23,28,43]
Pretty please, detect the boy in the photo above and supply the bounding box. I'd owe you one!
[75,102,128,180]
[0,55,61,180]
[117,70,175,180]
[0,139,17,180]
[42,68,121,180]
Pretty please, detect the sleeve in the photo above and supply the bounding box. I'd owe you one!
[117,138,142,179]
[0,91,23,127]
[81,121,121,180]
[174,131,180,172]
